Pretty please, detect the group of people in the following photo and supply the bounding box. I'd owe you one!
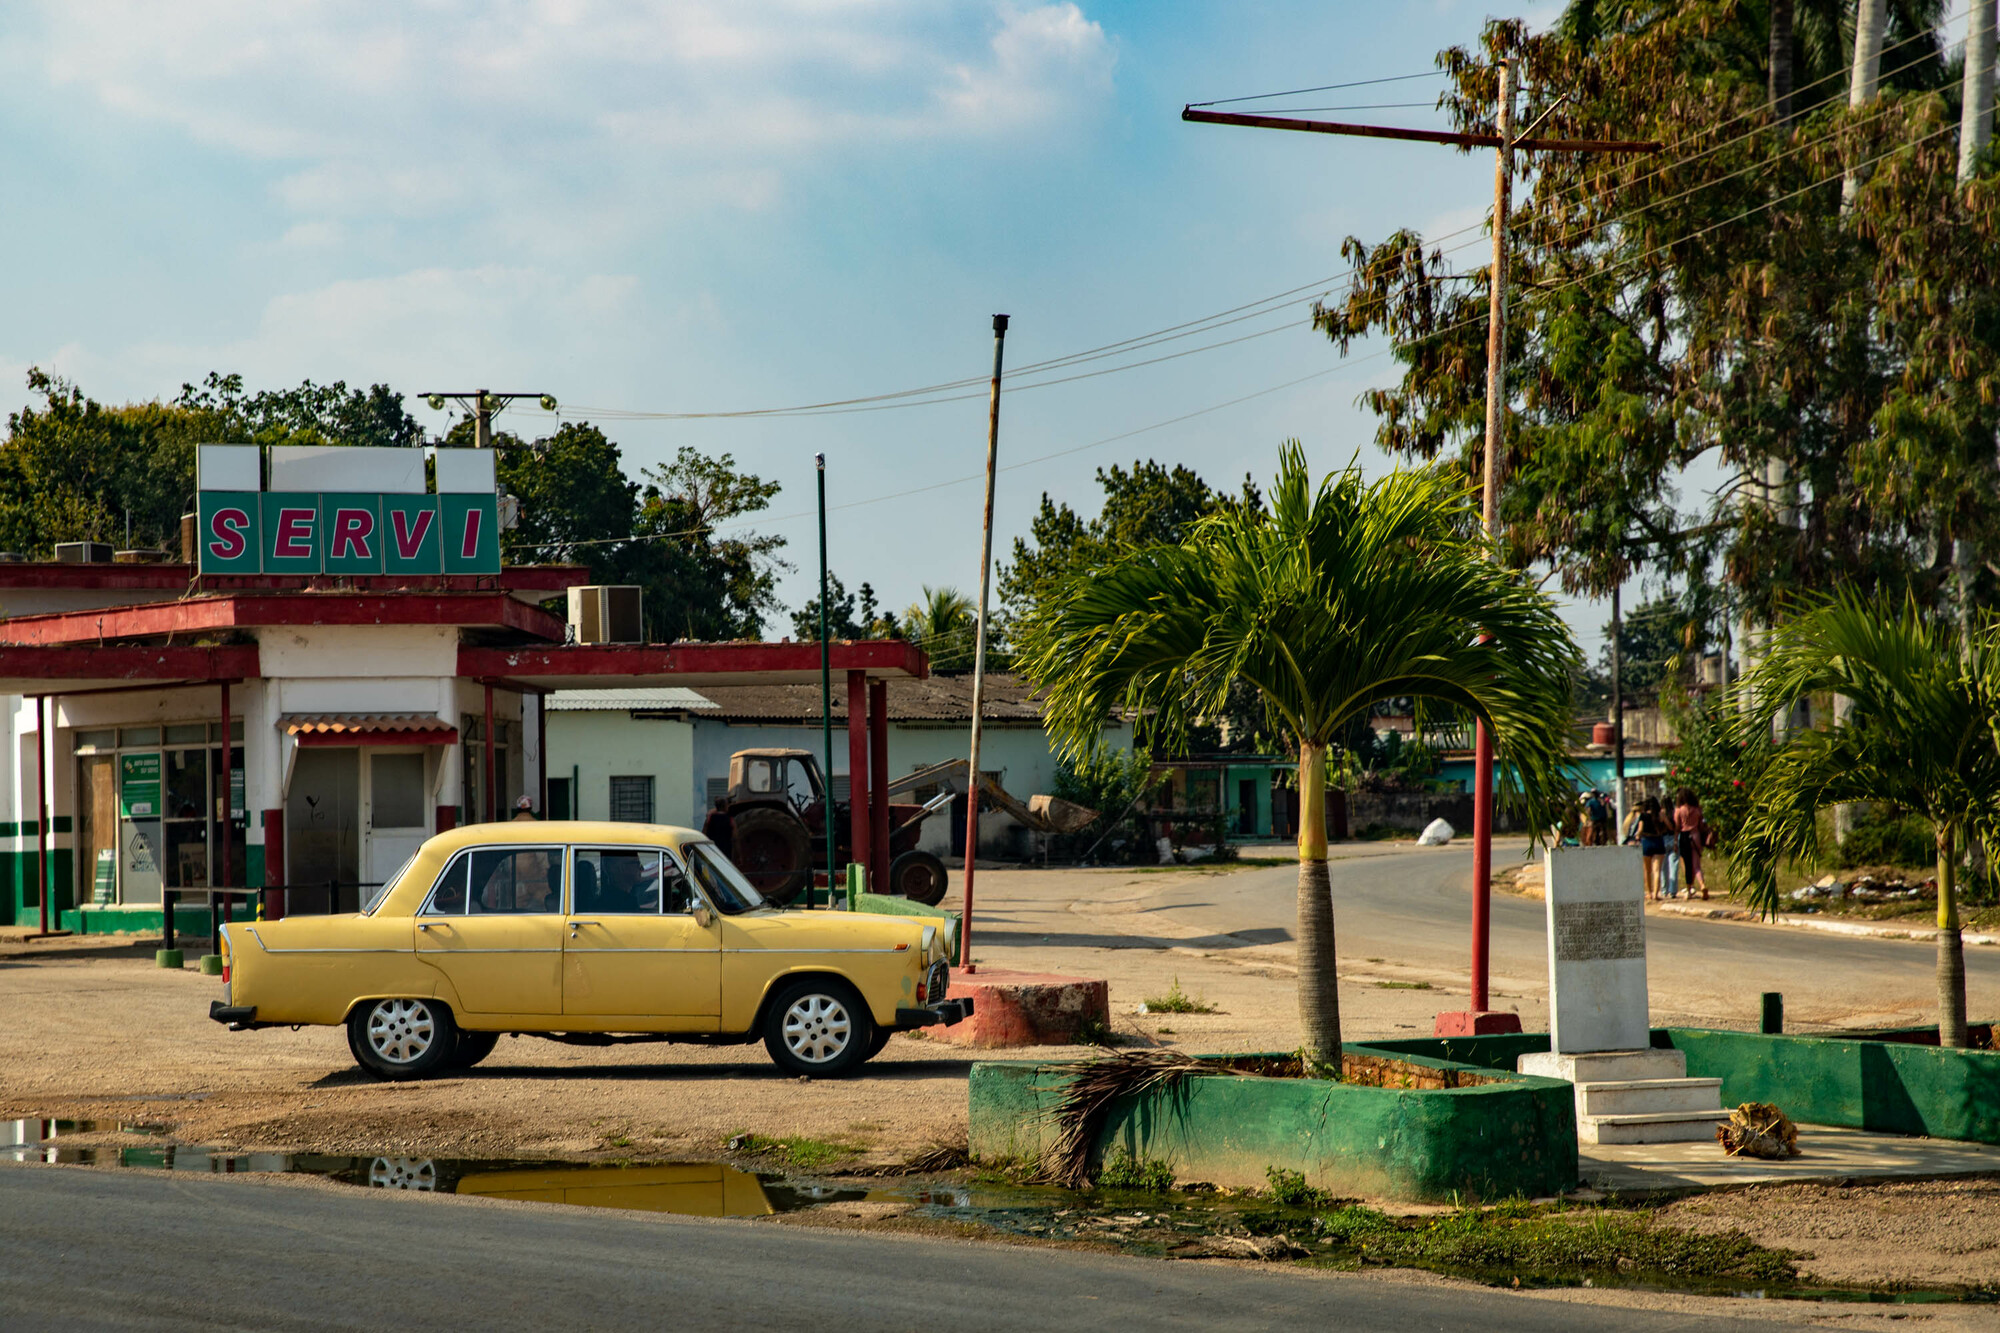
[1568,785,1713,901]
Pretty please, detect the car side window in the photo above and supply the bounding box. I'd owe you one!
[572,848,662,915]
[469,846,563,914]
[423,853,473,915]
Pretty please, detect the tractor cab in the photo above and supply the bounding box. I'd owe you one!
[728,748,825,815]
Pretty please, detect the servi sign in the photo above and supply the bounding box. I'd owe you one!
[195,444,501,576]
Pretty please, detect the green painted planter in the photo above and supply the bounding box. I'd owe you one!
[198,954,224,976]
[155,949,184,969]
[968,1045,1577,1203]
[852,891,961,958]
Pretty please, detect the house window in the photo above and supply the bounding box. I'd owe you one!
[609,775,655,823]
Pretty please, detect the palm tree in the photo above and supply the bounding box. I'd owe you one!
[904,585,979,673]
[1732,595,2000,1046]
[1016,445,1583,1069]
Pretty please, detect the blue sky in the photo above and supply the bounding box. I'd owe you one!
[0,0,1680,652]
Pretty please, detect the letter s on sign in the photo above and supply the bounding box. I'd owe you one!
[208,508,250,561]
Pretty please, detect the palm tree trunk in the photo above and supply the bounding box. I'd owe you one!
[1938,822,1968,1048]
[1295,740,1341,1073]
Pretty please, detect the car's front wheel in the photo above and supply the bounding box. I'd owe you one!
[348,998,458,1081]
[763,977,874,1077]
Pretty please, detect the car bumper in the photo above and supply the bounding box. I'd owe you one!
[895,997,974,1029]
[209,1001,269,1031]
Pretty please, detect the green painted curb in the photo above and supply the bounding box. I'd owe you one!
[969,1045,1578,1203]
[198,954,224,976]
[155,949,184,969]
[852,891,961,957]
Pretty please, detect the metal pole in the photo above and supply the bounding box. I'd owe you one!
[483,681,496,824]
[816,453,834,910]
[1469,60,1512,1018]
[474,390,492,450]
[1612,582,1627,832]
[36,695,49,938]
[959,314,1008,972]
[220,679,233,908]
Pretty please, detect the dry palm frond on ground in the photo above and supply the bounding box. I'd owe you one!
[1038,1049,1210,1188]
[1717,1102,1799,1158]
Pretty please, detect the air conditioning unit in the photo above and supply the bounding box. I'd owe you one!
[568,585,644,644]
[55,541,114,564]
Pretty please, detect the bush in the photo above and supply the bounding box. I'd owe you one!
[1837,807,1936,869]
[1096,1149,1176,1192]
[1049,748,1158,863]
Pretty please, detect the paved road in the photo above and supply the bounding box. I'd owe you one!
[0,1164,1775,1331]
[1137,842,1998,1028]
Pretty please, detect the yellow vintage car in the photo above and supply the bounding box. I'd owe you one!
[210,821,968,1080]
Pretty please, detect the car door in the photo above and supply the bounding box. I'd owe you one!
[414,843,565,1016]
[562,845,721,1028]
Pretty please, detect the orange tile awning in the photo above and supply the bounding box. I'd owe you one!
[281,713,459,746]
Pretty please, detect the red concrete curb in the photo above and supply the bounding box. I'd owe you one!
[935,968,1109,1048]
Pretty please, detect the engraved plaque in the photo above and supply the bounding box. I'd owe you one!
[1552,899,1645,962]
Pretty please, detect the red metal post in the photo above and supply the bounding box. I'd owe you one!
[535,690,546,819]
[482,681,496,824]
[434,805,456,834]
[846,670,868,897]
[1470,719,1494,1012]
[868,679,889,894]
[35,695,48,936]
[219,681,233,895]
[262,810,285,919]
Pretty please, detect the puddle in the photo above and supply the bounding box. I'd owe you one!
[1,1119,864,1218]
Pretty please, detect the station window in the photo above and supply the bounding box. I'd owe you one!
[608,776,654,824]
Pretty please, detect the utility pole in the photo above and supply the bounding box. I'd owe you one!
[1959,1,1997,647]
[1186,67,1657,1040]
[420,390,559,445]
[958,314,1009,974]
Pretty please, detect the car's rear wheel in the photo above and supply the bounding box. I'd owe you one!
[887,850,948,906]
[448,1029,500,1070]
[763,977,874,1077]
[348,998,458,1081]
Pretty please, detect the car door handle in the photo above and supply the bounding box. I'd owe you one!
[569,920,599,935]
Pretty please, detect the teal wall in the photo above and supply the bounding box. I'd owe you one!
[1,819,75,927]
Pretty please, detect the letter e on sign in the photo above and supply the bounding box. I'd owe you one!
[261,493,323,573]
[197,492,262,574]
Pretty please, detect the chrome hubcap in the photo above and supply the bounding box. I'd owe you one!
[366,999,436,1065]
[782,994,852,1064]
[368,1157,438,1191]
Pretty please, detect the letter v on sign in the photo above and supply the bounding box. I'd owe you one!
[383,496,442,575]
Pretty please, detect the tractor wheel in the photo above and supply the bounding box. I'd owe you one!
[731,806,812,905]
[887,850,949,906]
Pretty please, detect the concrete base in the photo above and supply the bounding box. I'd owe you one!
[1582,1109,1732,1145]
[1519,1048,1685,1083]
[1518,1049,1724,1145]
[1433,1010,1524,1037]
[933,968,1108,1048]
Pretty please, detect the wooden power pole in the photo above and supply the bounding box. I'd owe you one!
[1185,63,1657,1038]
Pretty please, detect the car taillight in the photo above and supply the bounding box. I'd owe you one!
[916,980,928,1004]
[221,964,231,984]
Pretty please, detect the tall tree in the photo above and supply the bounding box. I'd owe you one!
[790,573,896,642]
[1733,596,2000,1046]
[1018,447,1580,1068]
[902,585,979,673]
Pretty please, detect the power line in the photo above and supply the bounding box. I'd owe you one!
[1188,70,1448,108]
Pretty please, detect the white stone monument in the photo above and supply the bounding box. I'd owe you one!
[1518,846,1728,1144]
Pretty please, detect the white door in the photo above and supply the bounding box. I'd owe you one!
[363,750,430,886]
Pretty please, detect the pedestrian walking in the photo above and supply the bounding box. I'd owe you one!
[1583,789,1610,847]
[1673,786,1711,900]
[1624,794,1673,901]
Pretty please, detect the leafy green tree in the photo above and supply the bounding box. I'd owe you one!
[790,573,897,642]
[176,372,424,448]
[1017,446,1582,1068]
[1732,595,2000,1046]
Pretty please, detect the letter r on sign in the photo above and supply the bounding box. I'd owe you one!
[330,507,375,561]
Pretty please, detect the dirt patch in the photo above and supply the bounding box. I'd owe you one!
[1205,1053,1498,1090]
[1660,1176,2000,1291]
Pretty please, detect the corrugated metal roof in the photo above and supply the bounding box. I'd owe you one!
[545,688,718,712]
[281,713,454,735]
[688,673,1046,724]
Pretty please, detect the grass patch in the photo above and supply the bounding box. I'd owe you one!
[1072,1015,1119,1046]
[1264,1166,1337,1210]
[727,1132,851,1171]
[1142,977,1219,1015]
[1372,980,1433,990]
[603,1134,633,1149]
[1299,1201,1801,1287]
[1096,1149,1177,1192]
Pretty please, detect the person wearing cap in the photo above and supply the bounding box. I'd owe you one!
[511,795,537,821]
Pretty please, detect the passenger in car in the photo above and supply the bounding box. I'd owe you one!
[598,854,644,914]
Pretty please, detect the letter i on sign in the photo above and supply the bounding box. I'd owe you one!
[441,494,500,574]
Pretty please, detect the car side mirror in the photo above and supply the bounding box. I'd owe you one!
[693,904,715,929]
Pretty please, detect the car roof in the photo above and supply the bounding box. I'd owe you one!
[424,821,704,854]
[734,748,810,760]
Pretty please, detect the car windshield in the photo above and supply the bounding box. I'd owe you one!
[360,855,416,915]
[683,842,769,915]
